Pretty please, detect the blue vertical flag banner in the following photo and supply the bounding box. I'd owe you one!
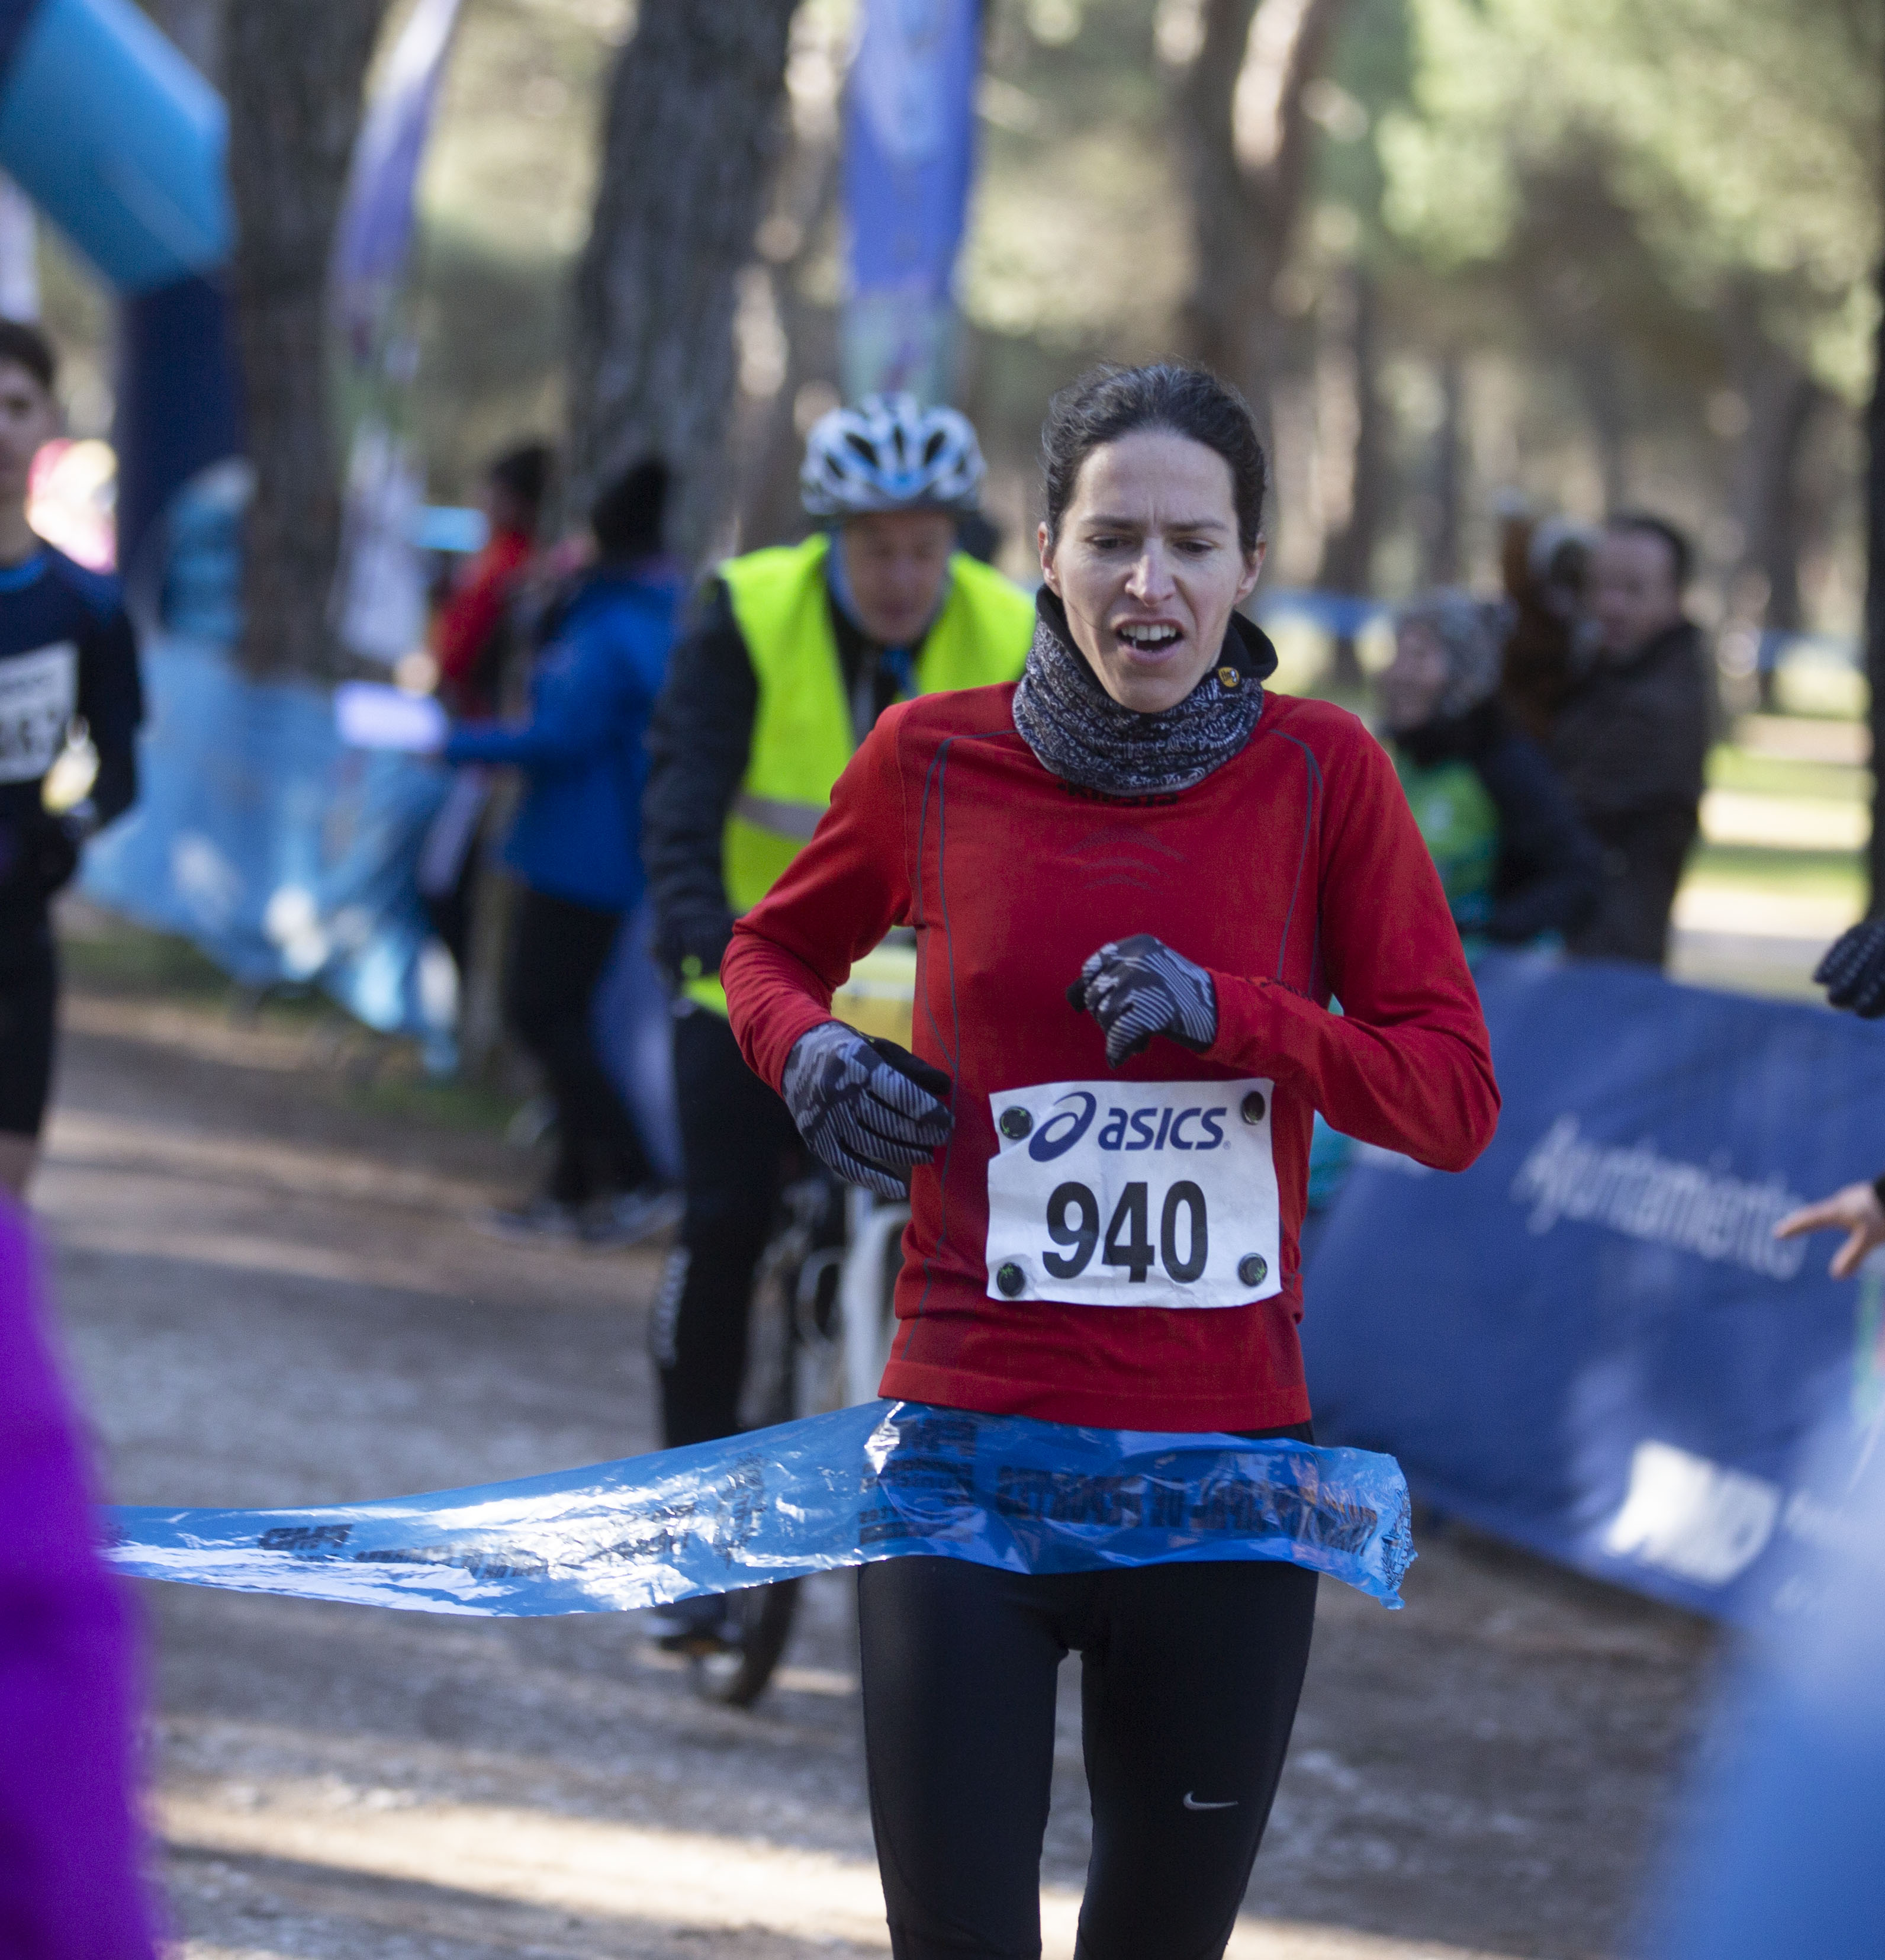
[841,0,980,405]
[1302,950,1885,1625]
[329,0,461,370]
[330,0,462,666]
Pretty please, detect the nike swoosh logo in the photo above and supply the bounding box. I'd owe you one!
[1183,1792,1239,1811]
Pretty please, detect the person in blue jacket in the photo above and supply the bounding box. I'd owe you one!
[446,459,681,1244]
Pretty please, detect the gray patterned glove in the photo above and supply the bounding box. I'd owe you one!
[1069,934,1218,1069]
[780,1021,954,1199]
[1816,920,1885,1018]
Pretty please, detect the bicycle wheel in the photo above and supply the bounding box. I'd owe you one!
[690,1579,802,1708]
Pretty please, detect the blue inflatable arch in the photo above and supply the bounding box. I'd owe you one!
[0,0,240,574]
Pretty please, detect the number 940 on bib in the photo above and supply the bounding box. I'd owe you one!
[983,1078,1282,1310]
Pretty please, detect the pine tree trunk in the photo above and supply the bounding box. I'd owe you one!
[148,0,225,83]
[1865,248,1885,912]
[1173,0,1348,420]
[1422,348,1465,586]
[224,0,391,680]
[570,0,801,565]
[1317,266,1388,590]
[1316,265,1390,690]
[1735,361,1820,638]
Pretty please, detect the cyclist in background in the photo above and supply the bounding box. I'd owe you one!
[641,396,1033,1644]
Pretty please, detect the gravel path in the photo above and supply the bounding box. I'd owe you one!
[36,975,1716,1959]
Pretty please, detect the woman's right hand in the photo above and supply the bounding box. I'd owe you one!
[1774,1180,1885,1280]
[780,1022,954,1199]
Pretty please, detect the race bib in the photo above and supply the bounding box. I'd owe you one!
[0,641,78,785]
[985,1078,1281,1310]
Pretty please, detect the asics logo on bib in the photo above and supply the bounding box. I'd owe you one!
[987,1078,1281,1310]
[1028,1091,1230,1162]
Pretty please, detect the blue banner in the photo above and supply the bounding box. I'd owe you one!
[104,1400,1415,1613]
[1303,950,1885,1624]
[841,0,980,404]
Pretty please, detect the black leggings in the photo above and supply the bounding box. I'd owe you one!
[503,888,654,1205]
[654,1005,803,1446]
[858,1532,1317,1959]
[0,914,56,1139]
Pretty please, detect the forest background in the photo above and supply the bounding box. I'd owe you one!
[31,0,1882,740]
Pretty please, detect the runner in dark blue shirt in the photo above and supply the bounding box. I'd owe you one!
[0,322,142,1196]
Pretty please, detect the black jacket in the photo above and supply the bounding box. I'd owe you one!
[0,544,141,930]
[1398,699,1604,944]
[1549,619,1712,822]
[641,574,906,976]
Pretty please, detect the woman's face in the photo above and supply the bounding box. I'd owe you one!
[1038,429,1264,715]
[1378,620,1451,732]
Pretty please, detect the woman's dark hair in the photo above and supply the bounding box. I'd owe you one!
[0,318,56,393]
[591,455,669,558]
[1041,362,1267,553]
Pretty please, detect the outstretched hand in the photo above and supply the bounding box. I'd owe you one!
[1068,934,1218,1069]
[1774,1180,1885,1281]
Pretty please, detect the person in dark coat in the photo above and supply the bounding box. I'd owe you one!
[1550,513,1713,967]
[1378,589,1601,947]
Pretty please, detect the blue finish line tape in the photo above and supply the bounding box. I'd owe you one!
[103,1401,1414,1613]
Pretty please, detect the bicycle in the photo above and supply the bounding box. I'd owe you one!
[672,943,916,1710]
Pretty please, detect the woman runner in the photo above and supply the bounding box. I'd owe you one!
[721,364,1498,1960]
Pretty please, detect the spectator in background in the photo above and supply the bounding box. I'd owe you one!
[1498,511,1597,741]
[0,1199,156,1957]
[1379,590,1601,947]
[433,441,552,716]
[1550,513,1712,968]
[420,441,554,976]
[0,320,142,1202]
[445,459,683,1246]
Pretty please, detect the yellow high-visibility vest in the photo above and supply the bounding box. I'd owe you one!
[683,531,1033,1015]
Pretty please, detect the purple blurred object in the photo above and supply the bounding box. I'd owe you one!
[0,1200,155,1959]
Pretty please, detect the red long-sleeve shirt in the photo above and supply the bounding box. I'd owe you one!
[723,683,1498,1431]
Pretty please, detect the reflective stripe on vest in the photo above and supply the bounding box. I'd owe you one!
[682,532,1034,1016]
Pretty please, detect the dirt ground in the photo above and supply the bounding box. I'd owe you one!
[34,950,1720,1960]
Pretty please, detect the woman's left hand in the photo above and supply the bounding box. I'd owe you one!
[1069,934,1218,1068]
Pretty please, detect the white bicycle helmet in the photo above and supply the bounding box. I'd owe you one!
[800,393,986,518]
